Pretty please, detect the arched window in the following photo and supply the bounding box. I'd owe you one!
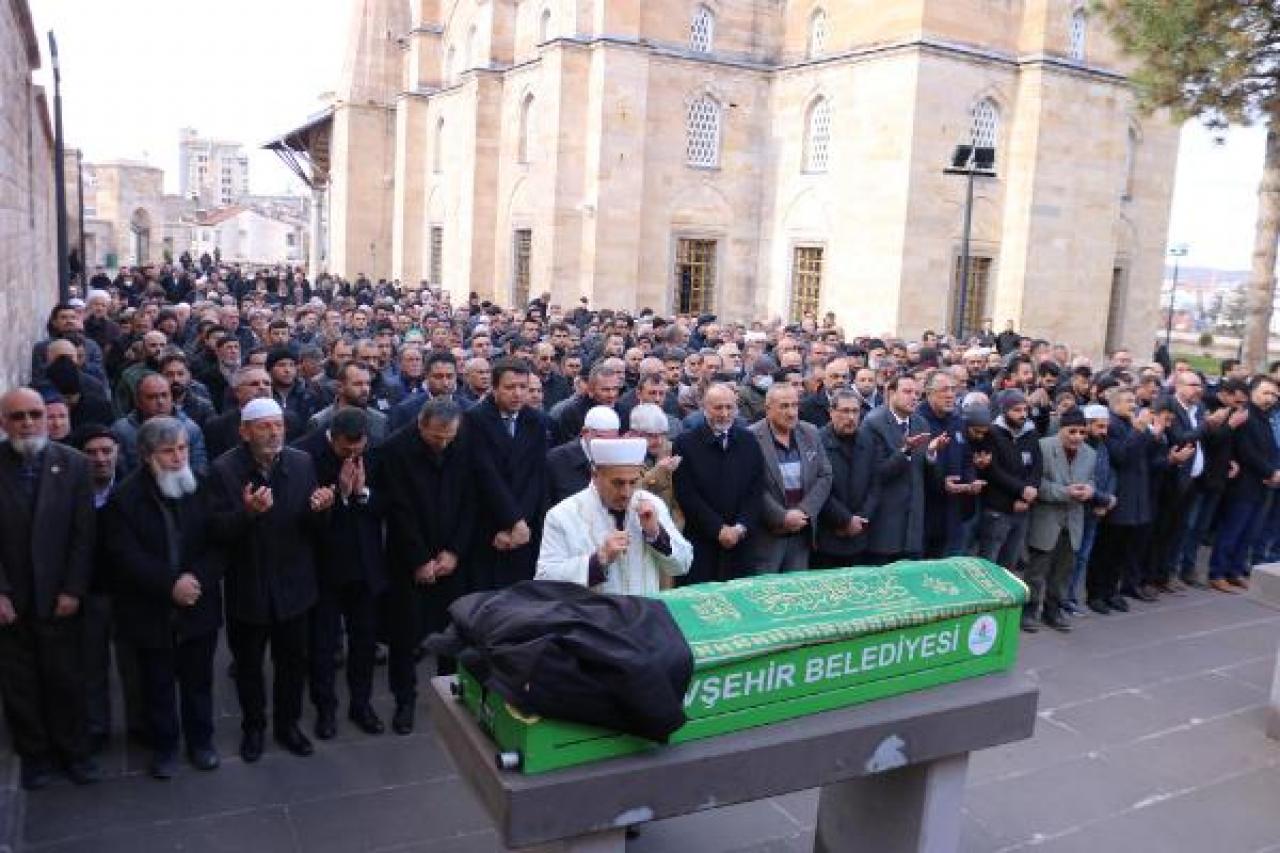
[686,95,721,167]
[518,95,535,163]
[1123,126,1138,199]
[808,9,828,59]
[445,46,455,84]
[690,5,716,54]
[465,25,477,70]
[804,97,832,172]
[433,117,445,174]
[1069,8,1087,61]
[970,97,1000,160]
[539,8,552,43]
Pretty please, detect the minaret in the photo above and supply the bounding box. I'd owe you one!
[328,0,409,280]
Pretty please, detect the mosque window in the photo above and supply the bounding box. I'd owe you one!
[539,9,552,43]
[1069,8,1087,61]
[686,95,722,167]
[519,95,535,163]
[808,9,827,59]
[804,97,832,172]
[433,117,445,173]
[691,5,716,54]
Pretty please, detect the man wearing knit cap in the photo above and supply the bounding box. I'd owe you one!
[537,438,692,595]
[1024,409,1097,633]
[978,389,1044,575]
[546,405,620,506]
[208,398,335,763]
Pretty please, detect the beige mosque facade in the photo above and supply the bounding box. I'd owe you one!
[309,0,1180,356]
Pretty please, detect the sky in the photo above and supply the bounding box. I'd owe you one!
[24,0,1264,273]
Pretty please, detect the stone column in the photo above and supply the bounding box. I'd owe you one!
[310,185,325,277]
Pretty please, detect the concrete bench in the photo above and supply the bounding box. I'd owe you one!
[426,673,1038,852]
[1247,563,1280,739]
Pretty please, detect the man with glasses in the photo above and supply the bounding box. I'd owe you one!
[1159,371,1231,589]
[0,389,100,789]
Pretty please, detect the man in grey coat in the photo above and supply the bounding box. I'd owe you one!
[744,385,832,573]
[1025,409,1097,633]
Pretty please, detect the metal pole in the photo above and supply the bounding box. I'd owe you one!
[1165,256,1180,346]
[76,150,86,277]
[955,159,976,340]
[49,32,70,302]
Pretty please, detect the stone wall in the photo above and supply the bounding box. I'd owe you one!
[0,0,58,392]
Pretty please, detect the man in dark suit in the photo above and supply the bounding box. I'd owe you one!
[553,362,624,445]
[546,405,620,507]
[854,375,945,564]
[378,399,475,734]
[744,384,832,573]
[799,358,851,429]
[672,383,765,584]
[1155,371,1231,589]
[465,359,550,590]
[1209,376,1280,592]
[294,409,387,741]
[0,388,100,789]
[815,390,876,569]
[99,417,224,778]
[208,398,335,763]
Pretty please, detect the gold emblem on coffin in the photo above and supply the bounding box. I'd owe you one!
[922,575,961,596]
[744,574,911,617]
[689,594,742,626]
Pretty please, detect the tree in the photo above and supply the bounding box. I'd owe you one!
[1098,0,1279,369]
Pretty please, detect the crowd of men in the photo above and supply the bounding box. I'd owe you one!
[1,259,1278,791]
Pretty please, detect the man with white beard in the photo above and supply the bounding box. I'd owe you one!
[0,387,99,790]
[99,417,224,779]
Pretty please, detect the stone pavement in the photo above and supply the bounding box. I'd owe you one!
[3,583,1279,853]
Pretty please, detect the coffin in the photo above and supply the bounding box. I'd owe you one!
[456,557,1027,773]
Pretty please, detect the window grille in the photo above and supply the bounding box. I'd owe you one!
[690,5,715,53]
[686,96,722,167]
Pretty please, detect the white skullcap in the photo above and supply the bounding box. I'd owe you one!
[241,398,284,422]
[588,438,647,468]
[965,347,990,359]
[1083,404,1110,421]
[744,331,767,344]
[68,298,86,309]
[582,406,621,433]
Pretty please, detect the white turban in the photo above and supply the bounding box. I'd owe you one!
[241,398,284,422]
[588,438,646,468]
[583,406,620,433]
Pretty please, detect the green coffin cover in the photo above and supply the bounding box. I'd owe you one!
[659,557,1028,668]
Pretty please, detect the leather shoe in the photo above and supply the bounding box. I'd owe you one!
[1019,614,1039,633]
[1041,609,1073,633]
[1107,595,1130,612]
[314,709,337,740]
[188,747,220,771]
[1227,576,1249,589]
[240,729,265,763]
[349,705,385,736]
[1086,598,1111,615]
[1122,586,1156,603]
[392,703,415,735]
[1209,578,1239,594]
[66,758,102,785]
[20,759,56,791]
[276,725,314,757]
[150,751,178,780]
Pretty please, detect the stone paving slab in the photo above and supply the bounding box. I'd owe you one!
[9,586,1280,852]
